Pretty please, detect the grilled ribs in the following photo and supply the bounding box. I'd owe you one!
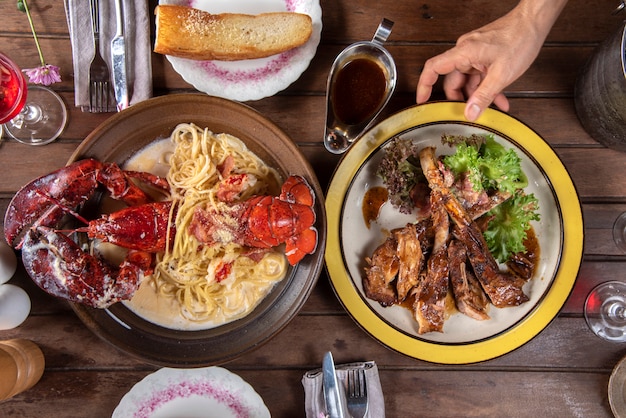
[419,146,528,308]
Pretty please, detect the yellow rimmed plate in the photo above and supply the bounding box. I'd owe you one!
[325,102,583,364]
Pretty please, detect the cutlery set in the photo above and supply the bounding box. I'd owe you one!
[87,0,128,113]
[323,352,369,418]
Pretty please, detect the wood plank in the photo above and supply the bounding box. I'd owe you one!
[0,306,621,371]
[0,35,602,97]
[0,368,615,417]
[1,0,621,44]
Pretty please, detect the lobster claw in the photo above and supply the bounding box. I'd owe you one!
[21,226,149,308]
[4,159,170,250]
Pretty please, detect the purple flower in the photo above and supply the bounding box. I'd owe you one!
[18,0,62,85]
[22,65,62,86]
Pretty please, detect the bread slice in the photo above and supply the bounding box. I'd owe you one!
[154,5,313,61]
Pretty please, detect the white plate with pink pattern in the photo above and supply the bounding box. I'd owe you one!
[159,0,323,101]
[112,367,270,418]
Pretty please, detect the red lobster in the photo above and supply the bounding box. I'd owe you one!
[4,159,172,308]
[4,159,317,308]
[189,174,318,265]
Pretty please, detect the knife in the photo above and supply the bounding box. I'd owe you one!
[323,351,346,418]
[111,0,129,111]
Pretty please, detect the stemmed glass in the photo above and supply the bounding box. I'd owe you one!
[583,213,626,342]
[613,212,626,252]
[0,51,67,145]
[585,281,626,342]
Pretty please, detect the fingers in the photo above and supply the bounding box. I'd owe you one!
[416,49,471,104]
[416,62,439,103]
[415,46,512,121]
[442,71,469,101]
[464,70,510,121]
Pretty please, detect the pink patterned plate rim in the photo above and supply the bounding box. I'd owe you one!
[159,0,323,101]
[112,367,270,418]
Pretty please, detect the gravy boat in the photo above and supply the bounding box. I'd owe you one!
[324,18,397,154]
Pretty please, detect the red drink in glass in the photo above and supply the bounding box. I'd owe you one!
[0,53,27,124]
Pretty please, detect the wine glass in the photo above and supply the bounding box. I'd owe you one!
[0,52,67,146]
[584,281,626,342]
[613,212,626,252]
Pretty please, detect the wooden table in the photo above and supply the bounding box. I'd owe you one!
[2,0,626,416]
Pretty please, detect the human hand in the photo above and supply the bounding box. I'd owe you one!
[416,0,567,121]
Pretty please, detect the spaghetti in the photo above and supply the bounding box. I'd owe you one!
[152,123,287,323]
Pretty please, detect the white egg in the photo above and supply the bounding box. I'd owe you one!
[0,284,31,330]
[0,241,18,285]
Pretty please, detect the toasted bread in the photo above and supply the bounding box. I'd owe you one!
[154,5,313,61]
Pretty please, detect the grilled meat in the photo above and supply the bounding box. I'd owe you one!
[394,224,424,302]
[448,240,490,320]
[364,237,398,306]
[419,146,528,308]
[413,190,450,334]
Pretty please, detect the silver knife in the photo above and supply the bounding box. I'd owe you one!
[323,351,346,418]
[111,0,129,111]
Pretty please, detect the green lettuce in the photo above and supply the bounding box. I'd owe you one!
[443,135,528,194]
[483,193,540,262]
[442,134,539,262]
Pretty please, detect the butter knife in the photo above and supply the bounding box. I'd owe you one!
[323,351,346,418]
[111,0,129,111]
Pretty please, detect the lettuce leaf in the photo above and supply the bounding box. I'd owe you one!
[443,135,528,193]
[377,138,423,214]
[483,192,540,262]
[442,134,539,262]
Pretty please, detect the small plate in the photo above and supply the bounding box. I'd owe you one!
[159,0,322,101]
[112,367,270,418]
[325,102,584,364]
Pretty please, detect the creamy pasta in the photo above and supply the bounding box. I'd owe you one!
[151,123,287,323]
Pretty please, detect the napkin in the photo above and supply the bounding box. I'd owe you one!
[64,0,153,112]
[302,360,385,418]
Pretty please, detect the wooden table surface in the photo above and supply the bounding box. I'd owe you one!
[2,0,626,416]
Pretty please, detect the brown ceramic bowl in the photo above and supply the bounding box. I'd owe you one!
[67,94,326,367]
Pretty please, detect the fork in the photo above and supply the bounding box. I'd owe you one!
[88,0,111,112]
[346,368,368,418]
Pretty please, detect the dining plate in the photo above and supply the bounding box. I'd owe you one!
[67,94,326,367]
[159,0,322,101]
[112,367,270,418]
[325,102,584,364]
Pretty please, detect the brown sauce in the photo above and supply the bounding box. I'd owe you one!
[362,186,388,228]
[524,226,540,267]
[331,57,387,125]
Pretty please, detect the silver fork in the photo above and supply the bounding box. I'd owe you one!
[346,368,368,418]
[88,0,111,112]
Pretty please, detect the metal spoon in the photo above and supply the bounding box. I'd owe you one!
[324,18,397,154]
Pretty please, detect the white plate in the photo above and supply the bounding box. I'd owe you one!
[159,0,323,101]
[112,367,270,418]
[325,102,584,364]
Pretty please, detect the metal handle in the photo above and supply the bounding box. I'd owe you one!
[372,18,394,45]
[114,0,125,37]
[613,0,625,15]
[90,0,100,37]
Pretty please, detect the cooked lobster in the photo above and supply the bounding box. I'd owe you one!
[3,159,318,308]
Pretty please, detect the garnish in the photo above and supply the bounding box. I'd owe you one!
[483,193,540,262]
[376,137,424,214]
[442,134,528,194]
[442,134,539,261]
[17,0,61,85]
